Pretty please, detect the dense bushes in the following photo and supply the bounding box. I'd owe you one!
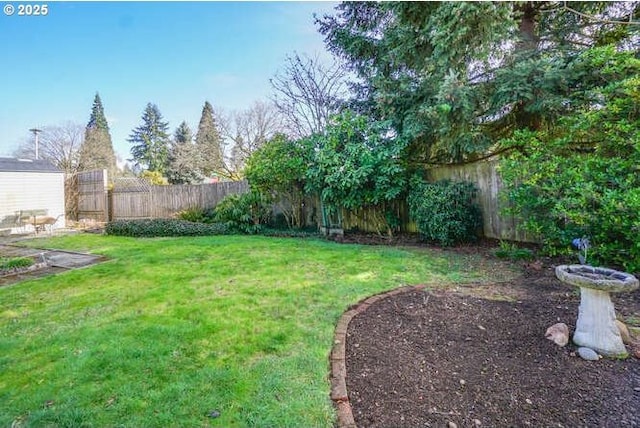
[500,48,640,272]
[304,112,407,236]
[211,191,272,234]
[500,137,640,272]
[408,178,481,246]
[105,219,229,237]
[108,191,273,237]
[177,207,216,224]
[244,134,310,229]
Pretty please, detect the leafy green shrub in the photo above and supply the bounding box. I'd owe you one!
[105,219,229,237]
[408,178,482,246]
[176,207,216,224]
[0,256,34,271]
[499,48,640,272]
[245,134,311,229]
[304,111,407,236]
[501,146,640,271]
[213,191,272,234]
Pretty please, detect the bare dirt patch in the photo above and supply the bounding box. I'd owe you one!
[344,264,640,427]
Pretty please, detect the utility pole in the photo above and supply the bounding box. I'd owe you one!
[29,128,42,160]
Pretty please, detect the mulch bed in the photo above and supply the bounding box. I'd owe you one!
[340,237,640,427]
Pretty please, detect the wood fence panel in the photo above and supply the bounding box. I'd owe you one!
[341,201,417,234]
[111,192,152,219]
[109,180,249,220]
[76,169,108,221]
[427,160,534,242]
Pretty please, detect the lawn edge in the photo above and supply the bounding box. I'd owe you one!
[330,284,426,428]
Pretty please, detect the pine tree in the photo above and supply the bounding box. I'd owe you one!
[174,121,193,146]
[78,93,118,178]
[318,2,640,164]
[166,121,204,184]
[195,101,224,178]
[128,103,171,174]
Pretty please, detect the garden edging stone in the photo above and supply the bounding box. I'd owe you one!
[330,285,425,428]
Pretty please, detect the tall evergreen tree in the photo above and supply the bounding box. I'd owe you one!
[174,121,193,146]
[195,101,224,178]
[318,1,640,164]
[78,93,117,177]
[166,121,204,184]
[128,103,171,174]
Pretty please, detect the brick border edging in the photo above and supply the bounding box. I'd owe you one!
[329,285,426,428]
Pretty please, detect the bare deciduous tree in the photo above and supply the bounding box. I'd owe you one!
[215,100,286,179]
[14,121,84,174]
[223,101,285,175]
[13,122,85,221]
[270,52,349,138]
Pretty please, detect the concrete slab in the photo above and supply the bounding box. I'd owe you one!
[0,244,106,287]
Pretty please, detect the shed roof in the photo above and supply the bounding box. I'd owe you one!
[0,157,61,173]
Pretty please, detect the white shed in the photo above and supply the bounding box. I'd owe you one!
[0,157,66,234]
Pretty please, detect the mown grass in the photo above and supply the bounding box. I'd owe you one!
[0,234,514,427]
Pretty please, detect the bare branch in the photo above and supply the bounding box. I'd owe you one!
[561,1,640,26]
[13,121,84,174]
[270,52,350,138]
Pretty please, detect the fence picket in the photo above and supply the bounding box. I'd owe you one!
[110,180,249,220]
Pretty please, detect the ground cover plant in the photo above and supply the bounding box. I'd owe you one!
[0,234,507,427]
[0,256,34,273]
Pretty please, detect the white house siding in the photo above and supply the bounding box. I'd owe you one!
[0,171,65,233]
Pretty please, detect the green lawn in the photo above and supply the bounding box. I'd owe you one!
[0,234,512,427]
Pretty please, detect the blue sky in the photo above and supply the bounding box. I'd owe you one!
[0,1,338,160]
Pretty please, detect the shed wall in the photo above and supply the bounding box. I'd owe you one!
[0,171,66,232]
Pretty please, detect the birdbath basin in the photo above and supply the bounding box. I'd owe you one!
[555,265,639,357]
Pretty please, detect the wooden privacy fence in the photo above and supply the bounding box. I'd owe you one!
[341,201,417,234]
[426,159,533,242]
[110,179,249,220]
[72,162,531,242]
[324,159,533,242]
[69,171,249,221]
[74,169,109,221]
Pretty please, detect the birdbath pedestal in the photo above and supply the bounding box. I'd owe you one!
[555,265,639,358]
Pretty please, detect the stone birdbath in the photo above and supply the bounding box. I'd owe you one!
[555,264,639,357]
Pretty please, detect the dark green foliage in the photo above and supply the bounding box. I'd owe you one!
[408,178,481,246]
[500,47,640,272]
[196,101,224,178]
[259,228,320,239]
[318,2,639,164]
[79,93,117,177]
[128,103,171,174]
[86,93,109,130]
[175,207,318,238]
[105,219,229,237]
[177,207,216,224]
[305,111,406,235]
[213,191,272,234]
[0,256,34,271]
[245,134,311,228]
[174,121,193,146]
